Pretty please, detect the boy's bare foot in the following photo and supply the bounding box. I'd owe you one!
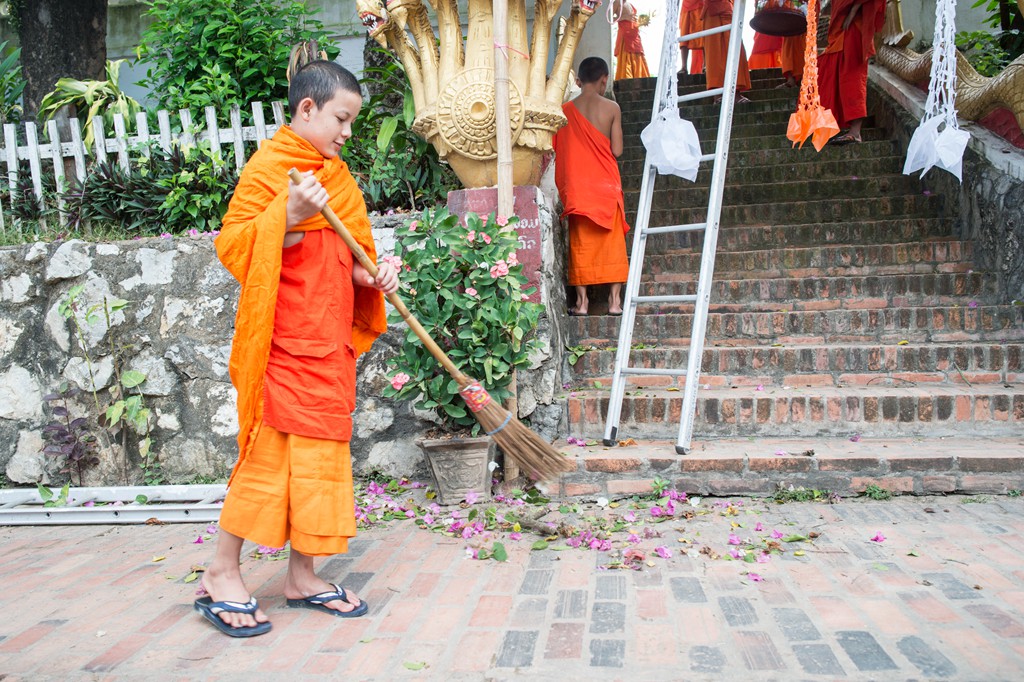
[200,567,269,629]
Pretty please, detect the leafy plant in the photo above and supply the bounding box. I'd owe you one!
[382,209,543,432]
[0,40,25,125]
[772,485,838,504]
[962,0,1024,75]
[955,30,1017,76]
[862,483,893,501]
[38,60,142,148]
[342,47,459,212]
[136,0,338,119]
[40,385,99,486]
[37,482,71,508]
[566,343,598,366]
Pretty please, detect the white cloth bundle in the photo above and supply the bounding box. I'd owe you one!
[641,110,703,181]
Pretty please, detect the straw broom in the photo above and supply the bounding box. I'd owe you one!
[286,169,572,481]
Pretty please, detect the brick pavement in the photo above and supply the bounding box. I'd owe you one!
[2,495,1024,680]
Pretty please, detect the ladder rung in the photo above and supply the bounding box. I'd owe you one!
[633,295,698,304]
[621,368,688,377]
[678,87,724,103]
[644,222,706,236]
[699,153,715,163]
[678,24,733,43]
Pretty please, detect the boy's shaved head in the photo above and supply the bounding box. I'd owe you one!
[577,57,609,84]
[287,60,361,116]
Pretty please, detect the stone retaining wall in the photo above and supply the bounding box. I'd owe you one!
[0,209,566,486]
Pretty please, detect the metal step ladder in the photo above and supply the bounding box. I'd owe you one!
[0,484,226,525]
[603,0,748,454]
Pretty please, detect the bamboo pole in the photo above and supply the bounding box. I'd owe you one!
[493,0,520,481]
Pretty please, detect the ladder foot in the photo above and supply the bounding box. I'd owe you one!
[602,438,617,447]
[675,445,690,455]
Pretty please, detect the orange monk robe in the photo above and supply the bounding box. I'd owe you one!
[553,102,630,287]
[749,31,783,70]
[679,0,705,75]
[214,125,386,556]
[817,0,886,128]
[780,32,806,80]
[615,6,650,80]
[702,0,752,92]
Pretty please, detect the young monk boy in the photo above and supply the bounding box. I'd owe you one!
[554,57,630,316]
[195,56,399,637]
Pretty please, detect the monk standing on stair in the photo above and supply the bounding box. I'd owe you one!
[817,0,887,144]
[613,1,650,80]
[702,0,752,101]
[554,57,630,316]
[194,54,398,637]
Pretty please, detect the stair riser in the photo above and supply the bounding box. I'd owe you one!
[620,129,886,158]
[569,345,1024,387]
[623,156,906,190]
[646,195,941,226]
[571,307,1024,345]
[636,220,950,254]
[565,393,1024,439]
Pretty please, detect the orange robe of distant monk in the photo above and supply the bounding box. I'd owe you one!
[749,31,783,70]
[615,5,650,80]
[214,125,386,557]
[817,0,886,127]
[554,102,630,287]
[679,0,705,75]
[702,0,752,91]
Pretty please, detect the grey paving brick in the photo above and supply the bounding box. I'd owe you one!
[773,607,821,642]
[495,631,539,668]
[964,604,1024,637]
[898,636,957,677]
[333,571,373,594]
[553,589,587,619]
[670,576,708,603]
[589,639,625,668]
[793,643,845,675]
[844,540,889,560]
[836,631,898,671]
[923,572,983,600]
[519,569,554,595]
[595,574,627,600]
[689,645,726,674]
[719,596,758,626]
[590,602,626,634]
[512,597,548,626]
[632,569,664,587]
[735,631,785,671]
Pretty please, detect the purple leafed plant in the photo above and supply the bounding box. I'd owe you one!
[41,385,99,486]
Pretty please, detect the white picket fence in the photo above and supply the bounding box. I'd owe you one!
[1,101,289,235]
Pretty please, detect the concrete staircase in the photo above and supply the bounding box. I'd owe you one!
[555,71,1024,498]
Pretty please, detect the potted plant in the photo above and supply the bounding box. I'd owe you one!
[382,208,544,504]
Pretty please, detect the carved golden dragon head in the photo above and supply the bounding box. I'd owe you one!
[356,0,390,46]
[572,0,601,16]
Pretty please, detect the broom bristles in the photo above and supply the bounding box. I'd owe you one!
[460,380,574,482]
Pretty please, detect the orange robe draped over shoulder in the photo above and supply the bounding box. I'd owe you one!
[554,102,630,287]
[214,125,385,555]
[702,0,752,91]
[615,5,650,80]
[679,0,705,75]
[817,0,886,127]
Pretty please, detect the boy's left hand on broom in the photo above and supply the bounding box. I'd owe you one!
[353,260,399,295]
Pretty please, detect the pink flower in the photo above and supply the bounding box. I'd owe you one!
[481,233,491,244]
[496,215,509,227]
[755,384,764,391]
[205,523,219,535]
[160,232,172,239]
[390,372,411,390]
[729,548,742,559]
[627,533,640,544]
[408,220,418,232]
[521,294,529,301]
[624,511,636,523]
[748,572,765,582]
[423,513,434,524]
[507,252,519,267]
[771,530,784,539]
[465,491,479,505]
[728,533,741,545]
[193,536,204,544]
[465,287,478,297]
[849,433,862,442]
[509,532,522,541]
[754,522,764,532]
[650,506,664,517]
[654,546,672,559]
[405,510,416,518]
[870,532,886,543]
[489,260,510,279]
[467,230,476,243]
[381,254,403,269]
[756,552,770,564]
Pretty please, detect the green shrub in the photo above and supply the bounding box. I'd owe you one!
[0,40,25,125]
[136,0,338,118]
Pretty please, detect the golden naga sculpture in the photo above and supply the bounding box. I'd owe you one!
[358,0,600,187]
[875,0,1024,135]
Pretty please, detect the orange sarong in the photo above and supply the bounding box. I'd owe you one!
[702,2,752,91]
[749,31,783,70]
[554,101,630,287]
[214,125,385,556]
[781,32,806,79]
[679,0,705,75]
[817,0,886,127]
[615,12,650,80]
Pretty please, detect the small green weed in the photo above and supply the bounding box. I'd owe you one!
[772,485,837,504]
[1008,489,1022,498]
[961,495,992,504]
[862,484,893,501]
[566,344,599,366]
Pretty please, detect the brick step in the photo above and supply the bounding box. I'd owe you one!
[621,106,808,133]
[642,240,972,281]
[620,126,886,158]
[567,342,1024,388]
[634,272,999,308]
[618,89,801,117]
[553,436,1024,498]
[614,72,787,95]
[621,155,906,191]
[562,383,1024,439]
[647,193,941,226]
[570,305,1024,346]
[634,217,951,255]
[625,174,923,211]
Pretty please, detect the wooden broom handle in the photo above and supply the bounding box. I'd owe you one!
[287,169,467,384]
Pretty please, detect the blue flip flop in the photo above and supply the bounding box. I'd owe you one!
[286,583,369,618]
[194,596,272,637]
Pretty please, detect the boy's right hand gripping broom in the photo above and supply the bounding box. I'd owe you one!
[288,169,573,482]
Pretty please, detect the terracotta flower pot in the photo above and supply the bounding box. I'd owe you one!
[417,436,493,506]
